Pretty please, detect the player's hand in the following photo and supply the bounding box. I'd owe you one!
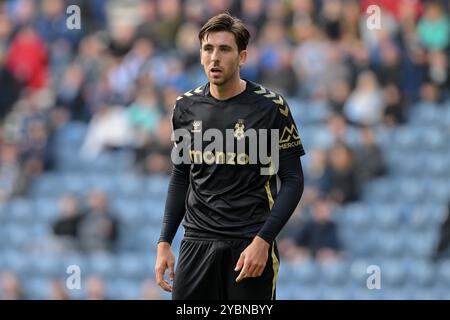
[155,242,175,292]
[235,236,270,283]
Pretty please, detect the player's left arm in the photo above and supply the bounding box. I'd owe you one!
[235,156,304,282]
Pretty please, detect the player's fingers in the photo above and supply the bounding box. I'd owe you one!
[234,254,245,272]
[236,260,249,283]
[159,280,173,292]
[168,261,175,281]
[155,264,166,286]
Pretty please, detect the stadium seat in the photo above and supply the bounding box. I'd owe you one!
[320,259,349,286]
[403,230,438,259]
[54,121,88,147]
[436,260,450,286]
[4,198,34,223]
[373,231,404,258]
[290,259,320,285]
[88,253,117,278]
[406,259,436,288]
[107,278,141,300]
[33,197,60,223]
[372,204,403,230]
[341,203,372,231]
[116,253,148,279]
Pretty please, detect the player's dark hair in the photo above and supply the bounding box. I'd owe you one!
[198,13,250,52]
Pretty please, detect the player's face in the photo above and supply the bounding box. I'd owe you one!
[200,31,247,86]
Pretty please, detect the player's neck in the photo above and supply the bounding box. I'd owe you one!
[210,78,246,101]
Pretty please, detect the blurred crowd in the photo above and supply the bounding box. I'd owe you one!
[1,0,450,299]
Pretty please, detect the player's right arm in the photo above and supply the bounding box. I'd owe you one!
[155,100,190,292]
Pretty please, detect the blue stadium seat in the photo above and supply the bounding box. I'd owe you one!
[30,254,64,278]
[378,259,407,288]
[349,259,374,288]
[24,277,51,300]
[406,259,436,288]
[140,199,165,224]
[145,175,170,198]
[113,198,144,226]
[426,178,450,203]
[107,278,141,299]
[61,173,86,194]
[392,127,420,150]
[29,174,63,197]
[341,203,372,231]
[403,230,438,259]
[116,254,148,279]
[407,203,447,229]
[291,259,320,285]
[114,175,145,197]
[54,121,88,147]
[1,250,30,275]
[3,224,30,249]
[374,231,404,258]
[292,285,322,300]
[372,204,403,230]
[395,177,424,204]
[437,260,450,286]
[427,155,449,177]
[363,178,395,203]
[408,102,440,125]
[420,126,447,150]
[33,197,60,223]
[88,253,116,278]
[320,259,349,286]
[85,173,116,194]
[4,198,34,223]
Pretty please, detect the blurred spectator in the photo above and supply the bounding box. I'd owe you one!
[52,193,84,251]
[48,279,70,300]
[5,26,48,91]
[151,0,182,50]
[0,272,26,300]
[426,50,449,89]
[128,86,163,143]
[0,143,25,204]
[303,148,331,201]
[77,190,119,253]
[35,0,82,47]
[80,105,133,160]
[383,83,405,126]
[434,199,450,261]
[140,278,163,300]
[85,276,107,300]
[292,197,342,262]
[343,70,385,126]
[420,81,441,105]
[327,79,351,114]
[0,49,21,121]
[327,142,359,203]
[374,39,401,87]
[55,63,87,122]
[19,118,53,176]
[417,1,450,51]
[353,126,387,186]
[134,116,172,175]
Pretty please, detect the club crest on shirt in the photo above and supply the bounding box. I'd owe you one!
[233,119,245,140]
[191,120,202,133]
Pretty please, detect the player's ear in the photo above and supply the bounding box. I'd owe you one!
[239,50,247,67]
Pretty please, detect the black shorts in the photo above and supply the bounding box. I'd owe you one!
[172,237,280,300]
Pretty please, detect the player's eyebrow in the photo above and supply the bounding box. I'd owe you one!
[202,43,233,50]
